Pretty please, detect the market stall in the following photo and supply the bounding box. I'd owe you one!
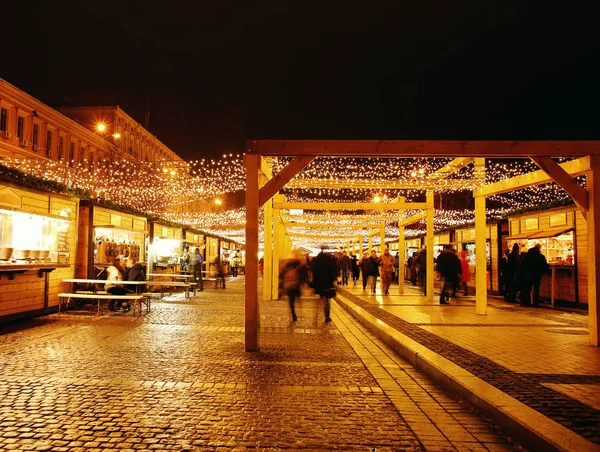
[506,207,584,306]
[148,221,184,275]
[76,201,147,279]
[454,223,503,293]
[0,181,75,321]
[183,229,205,274]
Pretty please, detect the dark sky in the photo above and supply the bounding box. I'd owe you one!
[3,1,599,159]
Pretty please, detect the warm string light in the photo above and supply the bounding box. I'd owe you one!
[0,155,581,248]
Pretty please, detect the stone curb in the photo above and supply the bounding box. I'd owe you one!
[334,293,600,452]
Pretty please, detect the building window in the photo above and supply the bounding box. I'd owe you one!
[32,124,39,147]
[88,152,94,168]
[79,146,85,161]
[17,117,24,138]
[58,136,64,159]
[69,142,75,165]
[0,108,7,132]
[46,130,53,156]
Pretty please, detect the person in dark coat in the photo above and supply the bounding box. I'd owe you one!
[367,251,380,294]
[126,257,146,294]
[359,252,370,290]
[415,246,427,295]
[311,250,338,323]
[339,251,350,286]
[408,252,418,285]
[279,256,307,322]
[503,243,520,302]
[350,254,360,286]
[519,244,550,307]
[435,245,461,304]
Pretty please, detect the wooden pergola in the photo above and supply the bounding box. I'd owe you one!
[244,140,600,351]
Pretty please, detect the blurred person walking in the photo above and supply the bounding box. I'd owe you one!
[436,245,461,304]
[279,252,307,322]
[415,246,428,295]
[339,250,350,286]
[459,251,471,296]
[351,254,360,286]
[192,248,204,291]
[380,248,395,295]
[367,251,380,295]
[312,249,338,323]
[359,252,370,290]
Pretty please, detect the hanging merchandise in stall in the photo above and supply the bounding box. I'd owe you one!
[76,201,147,279]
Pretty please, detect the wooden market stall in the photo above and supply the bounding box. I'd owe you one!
[147,221,184,275]
[0,181,75,322]
[183,229,205,274]
[76,200,147,279]
[505,206,585,307]
[454,222,505,294]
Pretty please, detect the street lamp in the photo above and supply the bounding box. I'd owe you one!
[94,123,122,161]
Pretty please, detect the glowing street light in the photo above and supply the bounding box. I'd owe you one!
[214,198,223,206]
[96,123,106,132]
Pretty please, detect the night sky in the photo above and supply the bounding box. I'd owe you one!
[3,1,599,160]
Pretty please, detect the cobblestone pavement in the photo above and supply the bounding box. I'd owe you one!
[0,278,520,451]
[337,283,600,446]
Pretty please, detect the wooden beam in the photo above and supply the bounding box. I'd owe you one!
[247,140,600,158]
[473,157,590,198]
[398,211,427,227]
[274,202,428,211]
[258,156,315,206]
[530,157,588,220]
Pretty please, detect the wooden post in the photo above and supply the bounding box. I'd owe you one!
[474,157,488,315]
[398,197,405,294]
[244,154,260,351]
[588,155,600,346]
[426,191,434,301]
[262,186,273,301]
[271,194,283,299]
[368,235,372,255]
[380,221,386,254]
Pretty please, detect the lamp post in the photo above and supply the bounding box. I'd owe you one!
[95,123,122,161]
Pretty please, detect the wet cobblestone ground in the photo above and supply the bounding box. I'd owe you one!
[0,278,520,451]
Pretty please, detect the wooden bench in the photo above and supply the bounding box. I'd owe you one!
[146,281,198,298]
[58,293,143,316]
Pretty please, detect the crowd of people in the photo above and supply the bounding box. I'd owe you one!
[500,243,551,307]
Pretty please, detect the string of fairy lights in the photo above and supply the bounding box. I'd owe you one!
[0,154,582,249]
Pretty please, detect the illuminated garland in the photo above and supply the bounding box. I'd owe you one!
[0,155,583,247]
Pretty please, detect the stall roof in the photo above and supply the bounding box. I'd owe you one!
[506,231,536,240]
[527,227,574,239]
[507,227,574,241]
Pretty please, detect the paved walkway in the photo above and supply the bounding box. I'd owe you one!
[335,281,600,451]
[0,277,521,451]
